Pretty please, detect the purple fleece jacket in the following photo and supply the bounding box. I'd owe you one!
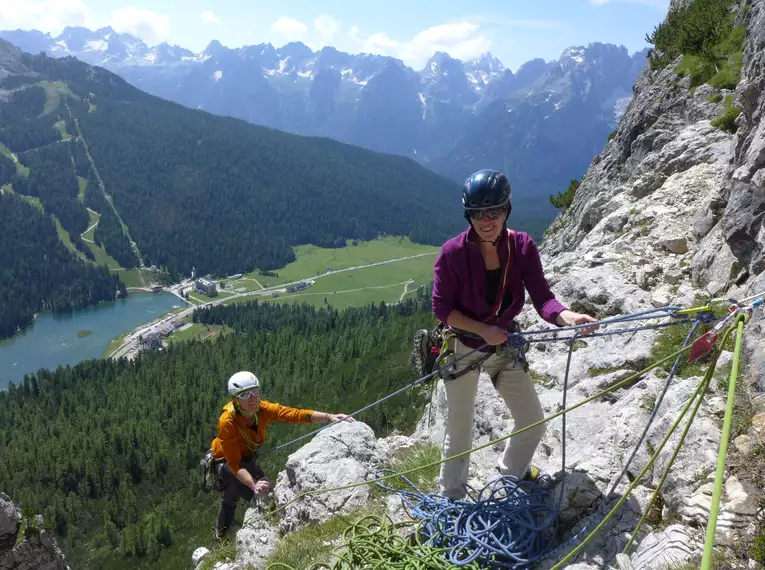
[432,227,568,349]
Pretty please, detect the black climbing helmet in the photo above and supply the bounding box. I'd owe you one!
[462,169,512,222]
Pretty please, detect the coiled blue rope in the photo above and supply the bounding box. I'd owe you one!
[374,471,558,568]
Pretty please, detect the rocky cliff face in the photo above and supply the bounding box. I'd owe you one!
[196,1,765,568]
[0,494,69,570]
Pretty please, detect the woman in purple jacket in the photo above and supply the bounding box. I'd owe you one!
[432,169,597,500]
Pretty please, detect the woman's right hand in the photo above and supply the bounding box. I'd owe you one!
[481,325,508,346]
[253,479,271,494]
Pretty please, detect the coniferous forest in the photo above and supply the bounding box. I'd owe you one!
[0,192,125,339]
[0,293,437,569]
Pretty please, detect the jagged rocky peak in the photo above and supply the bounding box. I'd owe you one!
[314,45,356,71]
[468,52,505,74]
[278,41,313,62]
[422,51,465,77]
[94,26,116,39]
[203,39,229,59]
[513,57,550,88]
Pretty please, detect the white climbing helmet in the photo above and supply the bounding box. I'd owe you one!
[227,370,260,397]
[192,546,210,566]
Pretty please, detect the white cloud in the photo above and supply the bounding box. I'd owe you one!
[313,14,340,42]
[271,16,308,42]
[201,11,222,25]
[0,0,93,34]
[110,6,170,44]
[350,21,492,68]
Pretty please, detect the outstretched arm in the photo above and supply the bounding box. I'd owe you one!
[310,411,355,424]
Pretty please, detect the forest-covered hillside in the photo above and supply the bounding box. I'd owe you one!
[0,41,464,280]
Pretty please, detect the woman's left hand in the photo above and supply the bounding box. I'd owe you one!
[329,413,355,423]
[556,310,600,335]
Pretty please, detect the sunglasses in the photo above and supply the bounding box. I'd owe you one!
[468,206,506,221]
[236,389,261,400]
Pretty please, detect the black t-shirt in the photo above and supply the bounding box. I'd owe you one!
[485,268,513,314]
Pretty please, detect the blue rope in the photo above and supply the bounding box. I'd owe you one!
[374,471,558,568]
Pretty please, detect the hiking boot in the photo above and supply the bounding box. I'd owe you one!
[523,465,541,482]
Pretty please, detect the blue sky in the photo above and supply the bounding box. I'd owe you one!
[1,0,669,71]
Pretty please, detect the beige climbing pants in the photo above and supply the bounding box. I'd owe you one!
[439,337,546,500]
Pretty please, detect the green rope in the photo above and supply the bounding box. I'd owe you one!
[245,342,695,529]
[701,313,749,569]
[623,320,741,554]
[266,514,481,570]
[549,342,719,569]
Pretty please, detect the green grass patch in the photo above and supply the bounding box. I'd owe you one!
[751,515,765,564]
[39,81,74,115]
[166,323,231,344]
[245,236,439,289]
[81,209,123,270]
[4,183,45,214]
[18,194,44,212]
[641,393,658,413]
[51,216,83,257]
[53,120,71,141]
[78,176,87,202]
[87,241,122,270]
[588,365,632,377]
[255,256,436,310]
[529,370,556,388]
[119,268,154,288]
[103,331,130,358]
[0,143,28,176]
[77,330,92,338]
[83,209,99,241]
[646,0,745,89]
[198,542,237,570]
[372,444,442,498]
[186,293,210,305]
[265,504,387,570]
[711,95,742,133]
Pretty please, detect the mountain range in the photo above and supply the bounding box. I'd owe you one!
[0,26,649,225]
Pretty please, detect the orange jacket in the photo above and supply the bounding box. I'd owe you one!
[212,400,315,473]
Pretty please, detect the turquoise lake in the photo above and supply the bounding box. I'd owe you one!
[0,292,182,389]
